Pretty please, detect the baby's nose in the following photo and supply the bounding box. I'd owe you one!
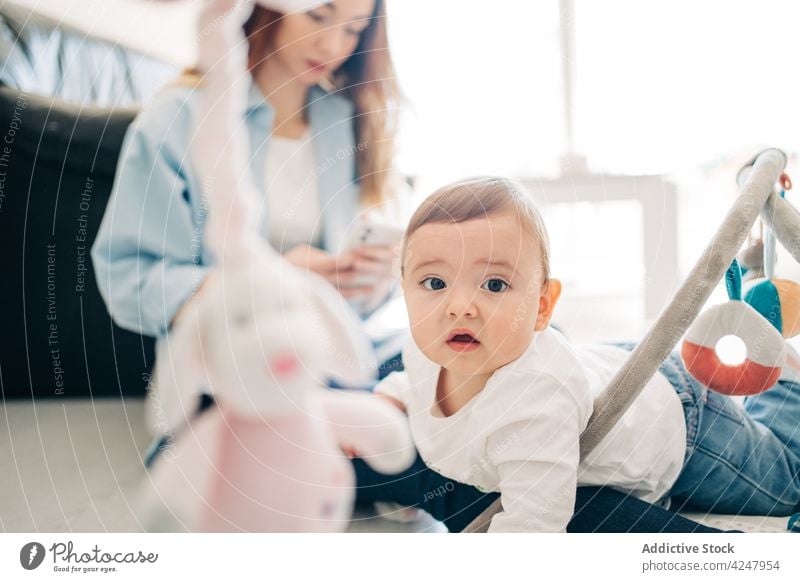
[446,291,478,318]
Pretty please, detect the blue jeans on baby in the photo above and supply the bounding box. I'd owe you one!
[616,342,800,515]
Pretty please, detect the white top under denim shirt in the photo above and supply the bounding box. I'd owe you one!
[265,129,322,253]
[375,327,687,532]
[92,79,383,339]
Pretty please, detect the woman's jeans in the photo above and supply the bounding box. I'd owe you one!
[352,458,720,533]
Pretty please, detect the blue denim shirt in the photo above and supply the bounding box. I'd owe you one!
[92,80,362,339]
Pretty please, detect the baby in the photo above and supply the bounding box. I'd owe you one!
[375,176,800,532]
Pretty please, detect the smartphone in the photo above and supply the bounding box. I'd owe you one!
[340,219,404,290]
[344,218,405,252]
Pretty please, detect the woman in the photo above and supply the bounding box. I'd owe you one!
[93,0,401,342]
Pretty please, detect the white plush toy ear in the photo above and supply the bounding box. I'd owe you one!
[192,0,378,389]
[238,246,379,388]
[301,268,379,386]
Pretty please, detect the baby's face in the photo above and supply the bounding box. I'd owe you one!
[402,210,560,378]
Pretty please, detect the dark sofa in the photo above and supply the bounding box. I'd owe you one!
[0,7,177,399]
[0,85,155,400]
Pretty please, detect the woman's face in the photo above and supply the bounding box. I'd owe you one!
[267,0,376,86]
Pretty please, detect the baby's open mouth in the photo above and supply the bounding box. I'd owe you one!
[446,331,480,352]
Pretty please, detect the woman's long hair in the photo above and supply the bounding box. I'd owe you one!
[243,1,401,207]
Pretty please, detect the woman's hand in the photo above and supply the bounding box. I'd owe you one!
[349,244,399,305]
[284,244,399,301]
[351,244,397,283]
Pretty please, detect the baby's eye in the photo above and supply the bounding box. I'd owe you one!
[421,277,446,291]
[481,278,510,293]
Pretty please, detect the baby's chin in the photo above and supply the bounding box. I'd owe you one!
[419,345,501,377]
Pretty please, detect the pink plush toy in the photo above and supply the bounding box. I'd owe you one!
[139,0,415,532]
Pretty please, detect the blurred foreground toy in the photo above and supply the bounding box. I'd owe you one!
[138,0,414,532]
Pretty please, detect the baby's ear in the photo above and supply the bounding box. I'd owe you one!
[534,278,562,331]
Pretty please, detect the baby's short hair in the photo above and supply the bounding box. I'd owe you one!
[402,176,551,283]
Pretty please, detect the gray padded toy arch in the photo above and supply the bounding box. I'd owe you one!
[465,148,794,532]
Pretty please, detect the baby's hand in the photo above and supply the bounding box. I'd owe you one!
[339,394,406,458]
[375,393,406,414]
[341,444,360,459]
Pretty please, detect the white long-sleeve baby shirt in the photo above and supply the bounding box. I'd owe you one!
[375,327,687,532]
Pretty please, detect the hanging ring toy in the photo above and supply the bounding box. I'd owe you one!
[681,259,787,395]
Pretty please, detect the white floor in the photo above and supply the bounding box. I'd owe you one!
[1,398,790,533]
[0,397,451,533]
[0,397,149,532]
[1,294,795,533]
